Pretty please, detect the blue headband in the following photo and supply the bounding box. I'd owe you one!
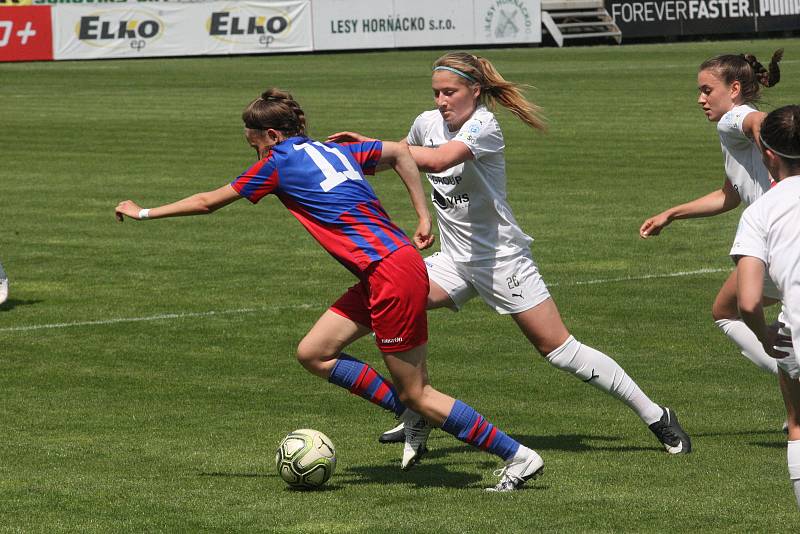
[433,66,477,84]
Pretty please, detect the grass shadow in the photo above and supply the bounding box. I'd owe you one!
[749,441,788,449]
[197,471,272,478]
[692,429,784,438]
[197,471,347,491]
[338,461,549,491]
[406,432,660,458]
[0,298,43,312]
[692,428,790,447]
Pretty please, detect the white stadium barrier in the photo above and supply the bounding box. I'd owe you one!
[0,0,797,61]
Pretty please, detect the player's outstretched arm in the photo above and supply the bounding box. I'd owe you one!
[115,184,242,222]
[380,141,434,250]
[639,180,741,238]
[327,131,397,173]
[407,140,473,174]
[327,131,372,143]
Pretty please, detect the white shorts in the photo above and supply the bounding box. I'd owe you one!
[776,311,800,380]
[423,251,551,315]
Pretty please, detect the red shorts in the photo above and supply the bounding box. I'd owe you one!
[330,245,429,353]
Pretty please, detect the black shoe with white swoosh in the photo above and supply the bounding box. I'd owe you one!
[648,406,691,454]
[378,422,405,444]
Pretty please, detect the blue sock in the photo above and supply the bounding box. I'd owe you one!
[328,353,405,416]
[441,400,520,461]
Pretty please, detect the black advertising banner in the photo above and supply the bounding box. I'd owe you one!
[605,0,800,38]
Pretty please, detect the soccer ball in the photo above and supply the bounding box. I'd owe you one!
[275,429,336,489]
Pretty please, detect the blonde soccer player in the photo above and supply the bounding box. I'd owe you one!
[329,52,691,476]
[731,104,800,508]
[641,51,785,385]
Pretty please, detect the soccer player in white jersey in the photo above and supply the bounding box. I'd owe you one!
[730,104,800,508]
[0,260,8,305]
[640,51,785,398]
[330,52,691,481]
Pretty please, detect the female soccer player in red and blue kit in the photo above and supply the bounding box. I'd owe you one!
[115,88,543,491]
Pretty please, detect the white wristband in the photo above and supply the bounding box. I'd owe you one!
[138,208,150,220]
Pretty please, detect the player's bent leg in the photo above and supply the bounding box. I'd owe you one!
[427,279,458,310]
[511,297,570,355]
[378,279,464,445]
[383,344,544,488]
[382,344,451,424]
[713,270,779,375]
[519,298,690,452]
[382,344,444,469]
[298,310,407,416]
[296,309,371,378]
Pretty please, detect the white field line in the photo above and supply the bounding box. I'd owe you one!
[1,304,316,333]
[548,267,731,287]
[1,267,730,334]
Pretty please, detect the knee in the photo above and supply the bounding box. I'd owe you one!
[712,289,739,321]
[396,387,426,413]
[295,338,330,375]
[711,301,737,322]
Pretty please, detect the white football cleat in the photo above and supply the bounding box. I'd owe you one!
[486,446,544,492]
[400,410,432,470]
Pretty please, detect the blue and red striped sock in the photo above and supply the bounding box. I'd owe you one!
[441,400,520,461]
[328,353,405,416]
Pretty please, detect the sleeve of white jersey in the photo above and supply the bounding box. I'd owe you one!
[453,116,504,159]
[406,113,426,146]
[730,204,768,263]
[717,106,754,144]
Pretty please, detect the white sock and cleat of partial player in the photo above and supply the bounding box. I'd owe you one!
[400,410,432,470]
[486,446,544,492]
[0,262,8,306]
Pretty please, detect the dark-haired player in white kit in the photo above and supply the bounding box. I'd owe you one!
[641,50,785,382]
[331,52,691,475]
[731,104,800,508]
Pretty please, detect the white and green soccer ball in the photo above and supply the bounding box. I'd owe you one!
[275,429,336,489]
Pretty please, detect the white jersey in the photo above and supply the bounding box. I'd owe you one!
[730,175,800,365]
[717,104,772,206]
[407,106,533,262]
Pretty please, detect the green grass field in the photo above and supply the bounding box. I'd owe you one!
[2,38,800,532]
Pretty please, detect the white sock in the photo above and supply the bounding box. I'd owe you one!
[715,319,779,375]
[788,440,800,509]
[546,336,664,425]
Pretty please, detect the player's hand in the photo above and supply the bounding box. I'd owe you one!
[414,217,435,250]
[327,131,371,143]
[115,200,143,222]
[639,213,671,238]
[763,320,792,359]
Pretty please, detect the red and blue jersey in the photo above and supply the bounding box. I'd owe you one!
[231,136,412,275]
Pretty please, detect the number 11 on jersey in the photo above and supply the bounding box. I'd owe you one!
[294,141,363,192]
